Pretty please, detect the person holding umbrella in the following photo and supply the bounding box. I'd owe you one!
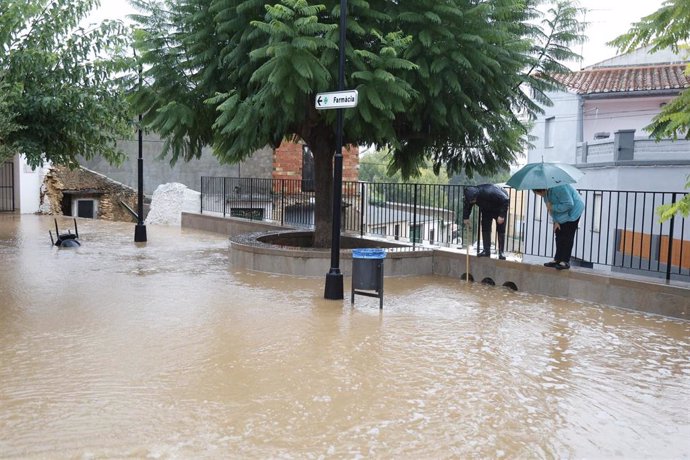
[533,184,584,270]
[462,184,510,259]
[507,161,585,270]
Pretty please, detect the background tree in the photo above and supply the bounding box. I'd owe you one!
[0,0,133,167]
[611,0,690,221]
[131,0,584,247]
[359,147,510,241]
[359,148,450,185]
[359,147,509,204]
[359,147,452,211]
[0,78,21,161]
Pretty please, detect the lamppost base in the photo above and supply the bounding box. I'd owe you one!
[134,224,147,243]
[324,269,344,299]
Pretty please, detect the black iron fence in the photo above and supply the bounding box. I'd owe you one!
[201,176,689,281]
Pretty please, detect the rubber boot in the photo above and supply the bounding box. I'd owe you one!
[498,232,506,260]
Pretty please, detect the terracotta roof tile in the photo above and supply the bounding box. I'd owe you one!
[554,64,690,95]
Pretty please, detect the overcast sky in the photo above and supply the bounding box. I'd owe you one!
[89,0,666,68]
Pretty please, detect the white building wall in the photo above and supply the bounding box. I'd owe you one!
[14,154,46,214]
[527,91,580,164]
[602,165,688,192]
[582,96,674,142]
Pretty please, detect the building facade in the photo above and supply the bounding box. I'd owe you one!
[523,47,690,276]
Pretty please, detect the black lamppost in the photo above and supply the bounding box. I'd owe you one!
[324,0,348,299]
[134,52,147,243]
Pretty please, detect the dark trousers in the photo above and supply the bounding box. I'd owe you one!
[480,211,506,254]
[554,218,579,263]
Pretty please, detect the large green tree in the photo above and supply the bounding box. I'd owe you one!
[131,0,583,247]
[0,78,21,160]
[0,0,133,167]
[611,0,690,221]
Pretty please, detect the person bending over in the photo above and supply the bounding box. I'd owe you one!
[533,184,585,270]
[462,184,510,259]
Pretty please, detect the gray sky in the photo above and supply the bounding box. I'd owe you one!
[575,0,665,68]
[90,0,666,68]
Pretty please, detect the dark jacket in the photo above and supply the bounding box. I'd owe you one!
[462,184,510,220]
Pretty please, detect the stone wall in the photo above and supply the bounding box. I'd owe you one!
[79,133,277,194]
[80,131,356,196]
[41,166,138,222]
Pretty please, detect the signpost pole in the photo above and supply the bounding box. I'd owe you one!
[134,52,147,243]
[324,0,348,300]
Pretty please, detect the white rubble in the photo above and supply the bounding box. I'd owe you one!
[145,183,200,226]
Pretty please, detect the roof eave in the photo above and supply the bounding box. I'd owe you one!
[580,88,685,99]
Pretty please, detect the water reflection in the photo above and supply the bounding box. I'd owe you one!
[1,215,688,458]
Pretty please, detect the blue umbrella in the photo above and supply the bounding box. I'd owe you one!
[506,161,583,190]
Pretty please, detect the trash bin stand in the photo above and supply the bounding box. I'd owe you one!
[351,249,385,309]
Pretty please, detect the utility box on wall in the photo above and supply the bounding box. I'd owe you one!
[614,129,636,161]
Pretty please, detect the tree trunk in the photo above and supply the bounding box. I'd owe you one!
[306,134,335,248]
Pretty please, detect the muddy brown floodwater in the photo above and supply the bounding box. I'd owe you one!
[1,215,689,458]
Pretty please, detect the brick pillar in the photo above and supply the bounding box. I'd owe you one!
[273,141,360,183]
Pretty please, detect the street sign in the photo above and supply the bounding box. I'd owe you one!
[315,90,358,110]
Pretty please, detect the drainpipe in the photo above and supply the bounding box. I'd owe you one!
[576,96,584,143]
[576,96,584,163]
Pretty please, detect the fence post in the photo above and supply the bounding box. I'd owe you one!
[200,177,204,214]
[665,193,677,282]
[222,177,226,218]
[412,184,418,249]
[281,179,285,227]
[249,178,254,220]
[10,162,15,212]
[360,182,365,237]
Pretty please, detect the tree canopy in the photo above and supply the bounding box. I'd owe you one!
[0,0,133,167]
[131,0,584,246]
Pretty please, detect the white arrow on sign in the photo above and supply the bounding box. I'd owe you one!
[315,90,358,110]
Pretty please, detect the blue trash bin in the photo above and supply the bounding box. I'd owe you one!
[351,248,386,308]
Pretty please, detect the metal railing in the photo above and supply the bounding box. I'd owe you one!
[0,161,14,212]
[201,176,689,281]
[516,188,689,281]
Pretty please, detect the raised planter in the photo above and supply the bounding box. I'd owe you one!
[184,212,690,319]
[229,230,433,277]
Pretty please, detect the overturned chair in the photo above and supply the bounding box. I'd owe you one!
[49,218,81,248]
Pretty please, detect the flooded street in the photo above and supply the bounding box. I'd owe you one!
[1,215,688,458]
